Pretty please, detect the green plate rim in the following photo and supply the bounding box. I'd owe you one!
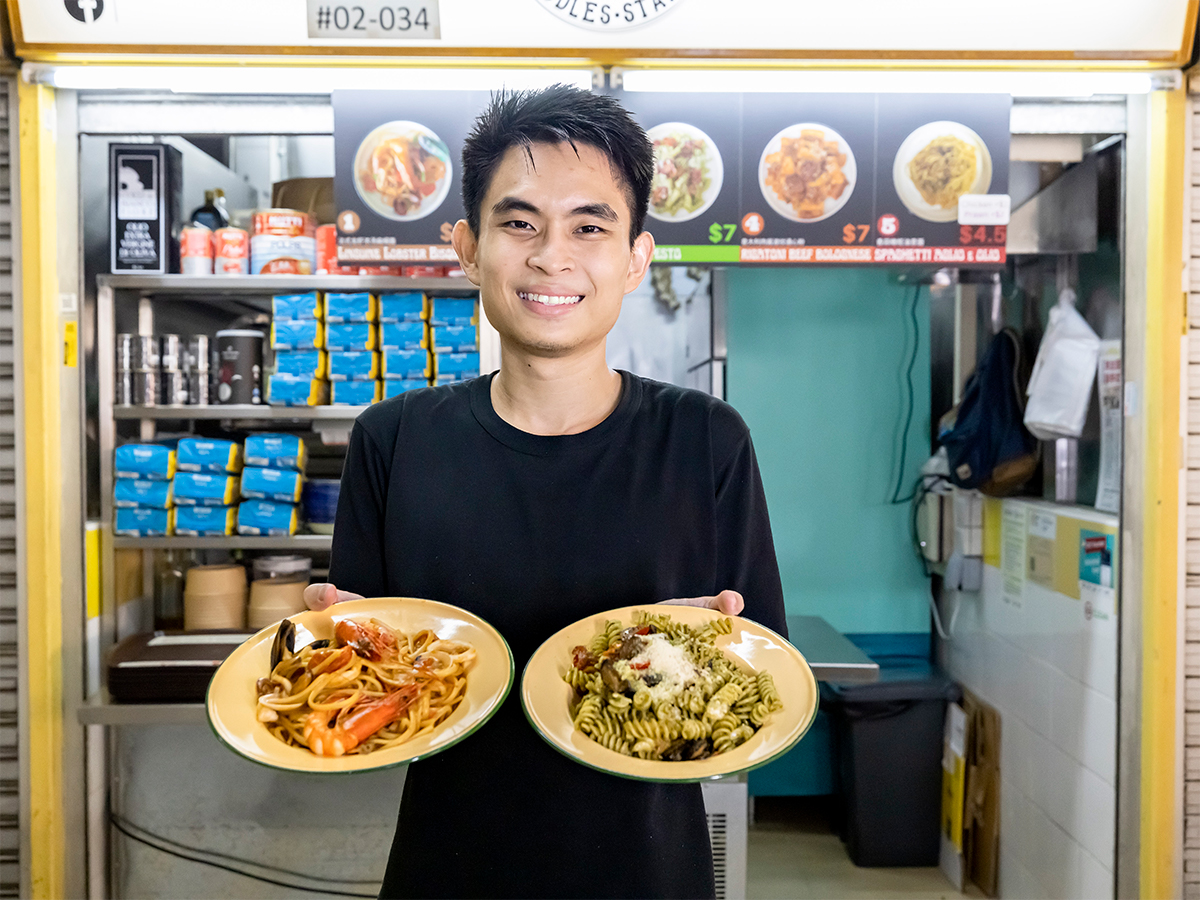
[520,609,818,784]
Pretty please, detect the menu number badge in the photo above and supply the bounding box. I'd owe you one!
[308,1,441,39]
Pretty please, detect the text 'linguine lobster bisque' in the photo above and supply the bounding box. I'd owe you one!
[255,617,476,757]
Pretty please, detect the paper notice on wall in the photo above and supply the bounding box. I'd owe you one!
[1000,502,1027,608]
[1095,340,1122,513]
[1026,509,1056,588]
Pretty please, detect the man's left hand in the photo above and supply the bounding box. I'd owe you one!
[659,589,744,616]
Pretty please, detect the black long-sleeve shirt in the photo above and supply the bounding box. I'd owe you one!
[329,371,786,899]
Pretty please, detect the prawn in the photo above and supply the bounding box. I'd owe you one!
[302,682,420,757]
[335,618,398,662]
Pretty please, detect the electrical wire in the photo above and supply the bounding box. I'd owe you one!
[890,285,923,504]
[109,814,379,897]
[906,471,959,640]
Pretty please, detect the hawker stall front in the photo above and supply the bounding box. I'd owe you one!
[4,1,1196,897]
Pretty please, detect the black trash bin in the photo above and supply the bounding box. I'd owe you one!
[823,661,960,867]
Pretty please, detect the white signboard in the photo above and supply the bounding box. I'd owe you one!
[16,0,1195,59]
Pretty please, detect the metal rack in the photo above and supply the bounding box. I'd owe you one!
[92,273,484,723]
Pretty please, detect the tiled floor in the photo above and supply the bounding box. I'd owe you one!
[747,798,979,900]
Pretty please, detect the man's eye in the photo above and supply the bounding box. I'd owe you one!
[577,224,606,234]
[504,220,533,230]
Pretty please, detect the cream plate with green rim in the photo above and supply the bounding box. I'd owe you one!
[522,605,818,782]
[207,597,514,774]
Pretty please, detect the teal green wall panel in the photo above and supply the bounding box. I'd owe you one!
[726,267,931,634]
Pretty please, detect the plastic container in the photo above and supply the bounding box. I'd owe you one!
[247,579,308,629]
[183,564,247,630]
[252,555,311,583]
[823,659,959,867]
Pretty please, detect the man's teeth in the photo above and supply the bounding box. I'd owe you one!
[519,291,582,306]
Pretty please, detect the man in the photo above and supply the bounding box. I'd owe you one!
[306,85,786,899]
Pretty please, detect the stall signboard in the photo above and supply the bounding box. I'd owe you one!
[12,0,1195,61]
[334,90,1009,267]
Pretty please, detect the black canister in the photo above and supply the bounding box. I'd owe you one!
[188,369,212,405]
[159,334,184,371]
[161,370,189,406]
[215,329,264,405]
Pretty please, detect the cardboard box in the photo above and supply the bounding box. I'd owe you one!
[963,692,1001,897]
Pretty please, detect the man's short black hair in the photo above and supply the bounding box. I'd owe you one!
[462,85,653,246]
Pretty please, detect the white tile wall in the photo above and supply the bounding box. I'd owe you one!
[939,499,1118,900]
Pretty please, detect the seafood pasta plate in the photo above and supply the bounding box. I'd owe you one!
[521,606,817,782]
[207,598,513,774]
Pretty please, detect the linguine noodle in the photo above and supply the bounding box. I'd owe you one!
[256,617,476,757]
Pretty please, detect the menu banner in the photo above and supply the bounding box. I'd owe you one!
[333,90,1010,266]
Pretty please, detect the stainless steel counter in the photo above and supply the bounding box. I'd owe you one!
[786,615,879,684]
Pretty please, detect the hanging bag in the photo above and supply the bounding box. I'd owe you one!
[1023,288,1101,440]
[940,328,1039,496]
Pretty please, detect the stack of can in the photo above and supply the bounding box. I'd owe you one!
[115,334,159,407]
[114,333,213,407]
[186,335,212,405]
[159,334,188,406]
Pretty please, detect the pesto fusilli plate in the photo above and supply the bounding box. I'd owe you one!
[521,606,817,782]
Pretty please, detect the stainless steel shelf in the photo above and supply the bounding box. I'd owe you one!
[113,405,367,421]
[113,535,333,550]
[78,691,207,726]
[98,274,478,294]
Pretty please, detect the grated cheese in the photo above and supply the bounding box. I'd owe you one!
[625,634,708,705]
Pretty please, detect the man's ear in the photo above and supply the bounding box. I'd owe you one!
[624,230,656,294]
[451,219,482,286]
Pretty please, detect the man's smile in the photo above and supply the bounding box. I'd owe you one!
[517,291,584,306]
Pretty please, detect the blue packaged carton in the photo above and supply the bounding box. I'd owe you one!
[382,348,429,380]
[241,466,304,503]
[114,444,176,481]
[325,292,378,323]
[237,500,298,536]
[274,349,328,379]
[115,506,173,537]
[113,478,174,509]
[434,351,481,381]
[174,472,240,507]
[428,324,479,353]
[328,351,380,381]
[324,321,376,351]
[379,292,426,323]
[271,319,324,350]
[379,321,425,350]
[428,297,478,326]
[384,379,428,399]
[177,438,242,474]
[268,375,329,407]
[244,433,307,471]
[175,505,236,537]
[331,380,381,406]
[271,292,322,321]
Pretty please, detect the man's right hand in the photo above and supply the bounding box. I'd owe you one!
[304,582,365,611]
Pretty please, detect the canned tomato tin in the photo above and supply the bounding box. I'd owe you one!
[161,370,189,406]
[215,329,265,405]
[114,370,135,406]
[253,209,314,238]
[180,225,213,275]
[133,370,159,407]
[213,227,250,275]
[159,334,184,371]
[250,235,316,275]
[316,223,337,274]
[116,334,136,370]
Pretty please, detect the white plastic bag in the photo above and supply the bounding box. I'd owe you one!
[1023,288,1101,440]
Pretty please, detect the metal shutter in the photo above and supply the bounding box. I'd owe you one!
[0,76,19,900]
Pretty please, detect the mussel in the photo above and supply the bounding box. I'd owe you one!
[269,618,330,670]
[270,619,296,670]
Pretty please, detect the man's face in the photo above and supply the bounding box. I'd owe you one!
[452,141,654,359]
